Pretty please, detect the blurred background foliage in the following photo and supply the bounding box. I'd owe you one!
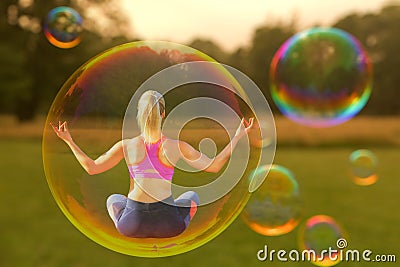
[1,0,399,121]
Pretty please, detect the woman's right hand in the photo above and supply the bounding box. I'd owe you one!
[50,121,72,143]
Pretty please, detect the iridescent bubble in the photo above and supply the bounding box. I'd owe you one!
[42,41,276,257]
[44,6,83,49]
[298,215,347,266]
[349,149,378,186]
[241,164,302,236]
[270,27,373,127]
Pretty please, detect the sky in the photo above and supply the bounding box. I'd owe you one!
[121,0,398,51]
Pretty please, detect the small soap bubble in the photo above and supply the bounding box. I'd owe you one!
[298,215,347,266]
[44,6,83,49]
[242,164,302,236]
[349,149,378,186]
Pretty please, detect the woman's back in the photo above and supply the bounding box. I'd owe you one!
[125,136,178,202]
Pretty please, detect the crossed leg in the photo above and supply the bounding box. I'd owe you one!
[175,191,200,227]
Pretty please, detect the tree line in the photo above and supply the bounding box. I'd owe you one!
[1,0,399,121]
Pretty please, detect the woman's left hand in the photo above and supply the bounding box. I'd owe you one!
[50,121,72,143]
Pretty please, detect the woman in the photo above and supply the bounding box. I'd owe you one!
[52,90,253,238]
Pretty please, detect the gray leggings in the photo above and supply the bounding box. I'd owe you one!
[106,191,199,238]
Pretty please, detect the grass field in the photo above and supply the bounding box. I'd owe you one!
[1,116,399,266]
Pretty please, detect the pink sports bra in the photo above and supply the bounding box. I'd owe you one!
[127,138,174,181]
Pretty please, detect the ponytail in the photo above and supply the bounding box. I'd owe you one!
[136,90,165,142]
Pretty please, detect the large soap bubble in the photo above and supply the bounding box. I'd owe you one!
[241,164,302,236]
[43,6,83,49]
[42,41,276,257]
[270,27,373,127]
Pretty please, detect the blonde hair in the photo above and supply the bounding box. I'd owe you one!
[136,90,165,142]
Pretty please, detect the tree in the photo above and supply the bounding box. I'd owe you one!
[188,38,229,63]
[0,0,132,121]
[334,4,400,115]
[246,23,295,112]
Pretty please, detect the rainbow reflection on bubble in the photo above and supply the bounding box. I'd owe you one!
[44,6,83,49]
[298,215,347,267]
[349,149,378,186]
[241,164,302,236]
[270,27,373,127]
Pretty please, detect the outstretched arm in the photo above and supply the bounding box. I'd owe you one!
[179,118,253,173]
[51,121,124,175]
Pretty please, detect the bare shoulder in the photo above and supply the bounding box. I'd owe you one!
[162,136,179,145]
[161,136,185,153]
[123,136,146,164]
[162,136,185,150]
[122,136,143,149]
[166,139,197,158]
[160,136,182,163]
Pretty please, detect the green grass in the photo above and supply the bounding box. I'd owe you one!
[0,139,399,266]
